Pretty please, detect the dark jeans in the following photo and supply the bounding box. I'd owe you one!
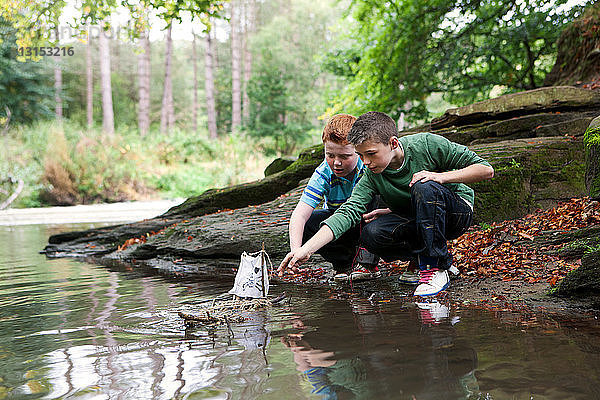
[359,181,472,270]
[303,200,380,273]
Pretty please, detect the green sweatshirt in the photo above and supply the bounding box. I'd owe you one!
[323,132,491,239]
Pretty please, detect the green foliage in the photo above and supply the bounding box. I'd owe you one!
[246,49,313,155]
[244,0,344,154]
[584,125,600,147]
[0,0,226,49]
[1,119,273,207]
[0,20,54,124]
[326,0,590,122]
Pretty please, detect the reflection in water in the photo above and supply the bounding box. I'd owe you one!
[280,296,478,399]
[2,225,600,399]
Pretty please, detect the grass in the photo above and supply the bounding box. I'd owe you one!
[1,119,304,208]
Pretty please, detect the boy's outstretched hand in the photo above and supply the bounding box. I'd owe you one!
[278,247,313,277]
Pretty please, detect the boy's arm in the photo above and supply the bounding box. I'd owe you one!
[278,225,335,275]
[289,162,330,249]
[411,134,494,186]
[410,163,494,186]
[279,173,376,275]
[321,173,376,239]
[289,201,315,251]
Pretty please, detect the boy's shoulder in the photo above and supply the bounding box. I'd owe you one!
[399,131,439,143]
[311,160,333,181]
[399,132,452,150]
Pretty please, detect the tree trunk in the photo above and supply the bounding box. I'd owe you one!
[54,26,63,120]
[160,24,174,135]
[242,0,254,124]
[231,0,242,132]
[138,30,151,136]
[86,25,93,128]
[192,33,198,134]
[98,24,114,136]
[205,28,218,139]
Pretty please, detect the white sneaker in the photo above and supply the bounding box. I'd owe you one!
[414,268,449,296]
[333,272,350,282]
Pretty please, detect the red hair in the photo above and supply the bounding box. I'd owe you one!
[322,114,357,145]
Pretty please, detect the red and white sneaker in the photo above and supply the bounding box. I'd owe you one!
[349,264,382,281]
[414,268,449,296]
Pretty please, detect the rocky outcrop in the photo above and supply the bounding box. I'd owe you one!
[43,86,598,295]
[430,86,600,130]
[44,144,322,257]
[406,87,600,146]
[44,135,587,274]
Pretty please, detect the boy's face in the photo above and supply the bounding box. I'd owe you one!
[324,141,359,178]
[354,137,399,174]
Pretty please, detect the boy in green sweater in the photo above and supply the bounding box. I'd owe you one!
[278,111,494,296]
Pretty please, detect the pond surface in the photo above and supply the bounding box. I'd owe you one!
[2,224,600,399]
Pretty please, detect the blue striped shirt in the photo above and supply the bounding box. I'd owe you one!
[300,158,365,210]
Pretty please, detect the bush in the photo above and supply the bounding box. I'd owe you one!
[1,119,281,207]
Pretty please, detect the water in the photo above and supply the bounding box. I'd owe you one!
[2,224,600,399]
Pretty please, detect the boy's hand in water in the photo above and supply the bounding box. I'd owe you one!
[278,247,313,276]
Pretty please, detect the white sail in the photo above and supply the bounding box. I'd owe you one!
[228,251,269,298]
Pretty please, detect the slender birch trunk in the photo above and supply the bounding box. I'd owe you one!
[242,0,254,124]
[98,23,114,135]
[205,28,218,139]
[160,24,174,135]
[231,0,242,131]
[192,33,198,134]
[54,26,62,120]
[138,30,151,136]
[86,25,93,128]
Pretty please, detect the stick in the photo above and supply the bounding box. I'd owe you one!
[1,107,11,136]
[0,178,24,210]
[261,242,266,298]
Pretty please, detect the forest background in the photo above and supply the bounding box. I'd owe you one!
[0,0,593,208]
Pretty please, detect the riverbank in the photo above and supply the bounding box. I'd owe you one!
[41,189,600,318]
[0,199,184,226]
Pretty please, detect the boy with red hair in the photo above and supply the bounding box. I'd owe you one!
[288,114,384,281]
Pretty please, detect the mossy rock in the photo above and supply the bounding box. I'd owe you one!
[163,143,324,218]
[470,137,586,222]
[554,249,600,297]
[560,229,600,259]
[584,116,600,200]
[264,156,297,177]
[405,111,597,147]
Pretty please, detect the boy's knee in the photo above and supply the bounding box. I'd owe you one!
[410,180,439,193]
[360,220,388,249]
[410,180,443,201]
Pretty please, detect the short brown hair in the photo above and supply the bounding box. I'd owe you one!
[322,114,357,144]
[348,111,397,145]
